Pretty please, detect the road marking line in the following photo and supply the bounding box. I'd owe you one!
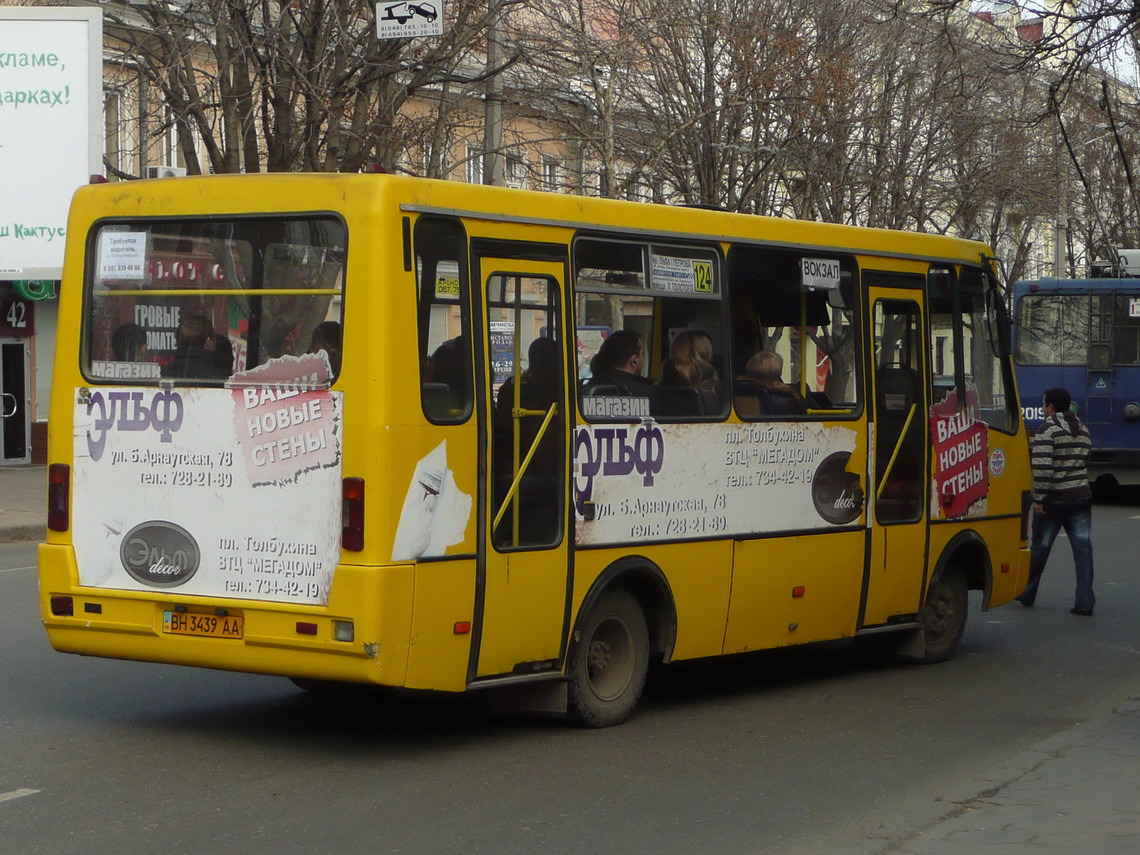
[0,789,41,804]
[0,565,37,574]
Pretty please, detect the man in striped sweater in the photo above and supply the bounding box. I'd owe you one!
[1017,387,1095,615]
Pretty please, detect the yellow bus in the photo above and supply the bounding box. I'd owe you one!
[39,174,1031,726]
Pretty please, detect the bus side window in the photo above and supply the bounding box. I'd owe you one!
[727,245,861,418]
[416,218,472,422]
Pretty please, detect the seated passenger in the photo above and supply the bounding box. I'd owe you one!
[585,330,654,397]
[307,320,343,375]
[163,315,229,379]
[209,333,234,379]
[111,322,149,362]
[734,351,808,416]
[659,329,720,414]
[424,336,468,410]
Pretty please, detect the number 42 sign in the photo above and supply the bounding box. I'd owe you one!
[376,0,443,39]
[0,292,34,336]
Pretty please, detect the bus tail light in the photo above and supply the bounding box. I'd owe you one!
[48,464,70,532]
[50,596,74,616]
[342,477,365,551]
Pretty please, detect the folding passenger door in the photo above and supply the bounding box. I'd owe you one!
[862,278,929,626]
[470,247,572,681]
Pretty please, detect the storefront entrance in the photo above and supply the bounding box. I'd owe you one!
[1,339,31,464]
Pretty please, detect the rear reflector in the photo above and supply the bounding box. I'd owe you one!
[296,622,318,636]
[342,477,365,551]
[48,464,70,532]
[50,596,74,616]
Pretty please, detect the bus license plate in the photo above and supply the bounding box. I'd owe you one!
[162,611,244,639]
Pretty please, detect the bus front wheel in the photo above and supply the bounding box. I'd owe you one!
[920,567,967,663]
[567,589,650,727]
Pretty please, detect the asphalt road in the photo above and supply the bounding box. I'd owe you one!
[3,497,1140,855]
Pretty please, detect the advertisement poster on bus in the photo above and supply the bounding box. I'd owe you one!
[572,421,863,545]
[71,370,343,605]
[929,388,989,519]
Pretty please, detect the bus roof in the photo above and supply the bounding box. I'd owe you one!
[71,172,995,268]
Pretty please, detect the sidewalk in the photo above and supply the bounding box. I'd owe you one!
[0,464,46,543]
[3,465,1140,852]
[887,697,1140,854]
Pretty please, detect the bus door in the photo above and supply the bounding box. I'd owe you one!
[471,253,571,680]
[863,286,928,626]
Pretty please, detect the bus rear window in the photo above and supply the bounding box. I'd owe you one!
[84,217,346,384]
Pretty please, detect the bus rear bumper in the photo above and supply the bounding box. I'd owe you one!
[37,542,415,687]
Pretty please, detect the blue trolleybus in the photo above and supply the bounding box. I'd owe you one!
[1013,276,1140,486]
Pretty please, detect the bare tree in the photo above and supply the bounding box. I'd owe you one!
[96,0,513,175]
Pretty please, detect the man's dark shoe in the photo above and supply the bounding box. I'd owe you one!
[1070,607,1093,616]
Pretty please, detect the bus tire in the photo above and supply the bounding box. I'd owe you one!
[920,566,967,663]
[567,589,649,728]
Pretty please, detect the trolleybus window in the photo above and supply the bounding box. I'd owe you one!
[1113,295,1140,365]
[85,217,346,385]
[1014,294,1090,366]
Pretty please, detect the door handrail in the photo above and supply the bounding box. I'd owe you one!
[492,402,558,532]
[876,403,917,502]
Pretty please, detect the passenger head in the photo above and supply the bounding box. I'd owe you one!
[668,330,716,387]
[111,323,148,361]
[1043,387,1072,414]
[590,329,643,376]
[426,336,468,391]
[526,336,561,382]
[746,351,784,383]
[175,315,213,348]
[209,334,234,377]
[308,321,343,373]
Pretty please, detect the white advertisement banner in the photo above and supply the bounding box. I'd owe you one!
[573,422,863,545]
[72,384,343,605]
[0,8,101,279]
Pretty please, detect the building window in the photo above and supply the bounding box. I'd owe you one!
[162,108,180,167]
[542,157,561,192]
[466,144,483,184]
[505,151,527,189]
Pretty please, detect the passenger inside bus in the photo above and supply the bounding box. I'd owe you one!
[209,333,234,378]
[307,320,343,375]
[424,335,469,412]
[111,322,149,362]
[584,330,653,397]
[493,336,564,546]
[162,314,233,380]
[657,329,721,415]
[733,351,808,417]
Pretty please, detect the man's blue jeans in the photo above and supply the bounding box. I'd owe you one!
[1019,497,1095,612]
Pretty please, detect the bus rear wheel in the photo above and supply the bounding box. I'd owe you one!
[567,589,649,728]
[920,567,967,663]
